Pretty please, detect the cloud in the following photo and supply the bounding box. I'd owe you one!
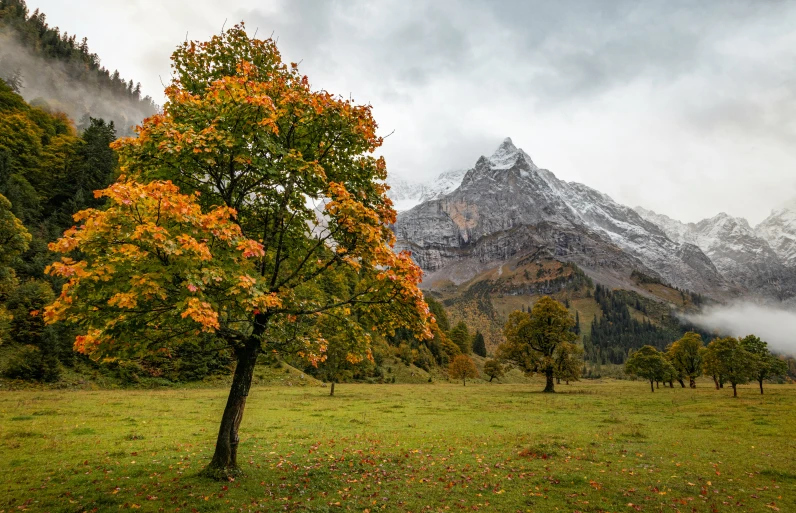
[683,302,796,356]
[26,0,796,223]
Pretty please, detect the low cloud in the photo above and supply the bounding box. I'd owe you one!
[683,303,796,356]
[0,29,156,135]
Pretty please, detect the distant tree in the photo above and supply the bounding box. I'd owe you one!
[315,319,374,396]
[625,345,672,392]
[553,342,584,385]
[499,296,577,393]
[667,332,703,388]
[700,343,723,389]
[740,335,788,395]
[449,321,471,354]
[449,354,478,386]
[483,359,505,382]
[703,337,758,397]
[573,310,581,335]
[472,331,487,357]
[564,297,570,308]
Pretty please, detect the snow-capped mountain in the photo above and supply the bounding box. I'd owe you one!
[756,200,796,268]
[394,138,731,295]
[635,208,794,297]
[386,169,467,212]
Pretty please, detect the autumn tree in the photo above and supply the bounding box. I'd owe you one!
[449,354,478,386]
[483,359,505,382]
[499,296,577,393]
[624,345,674,392]
[702,337,758,397]
[553,342,584,385]
[739,335,788,395]
[472,331,487,357]
[667,331,703,388]
[44,26,431,479]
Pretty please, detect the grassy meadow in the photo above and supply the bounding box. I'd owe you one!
[1,379,794,512]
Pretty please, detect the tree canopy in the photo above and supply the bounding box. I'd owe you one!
[43,25,432,478]
[625,345,676,392]
[667,331,703,388]
[499,296,577,393]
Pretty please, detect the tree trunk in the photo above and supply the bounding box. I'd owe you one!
[489,375,494,382]
[758,378,764,395]
[732,382,737,397]
[720,379,724,389]
[463,377,466,386]
[668,380,673,388]
[656,381,660,389]
[649,380,654,393]
[556,377,560,384]
[330,381,335,396]
[543,368,555,393]
[689,376,696,389]
[712,375,720,390]
[677,379,686,388]
[202,340,259,479]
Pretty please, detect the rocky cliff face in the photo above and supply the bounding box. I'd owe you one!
[635,208,796,300]
[756,200,796,268]
[394,138,731,295]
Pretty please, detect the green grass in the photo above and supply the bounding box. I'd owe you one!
[1,379,794,512]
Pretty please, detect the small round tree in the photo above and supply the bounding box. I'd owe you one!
[667,331,703,388]
[740,335,788,394]
[703,337,759,397]
[483,359,505,382]
[449,354,479,386]
[625,345,673,392]
[499,296,577,393]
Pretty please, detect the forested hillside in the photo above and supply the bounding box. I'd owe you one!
[0,78,482,386]
[0,0,157,135]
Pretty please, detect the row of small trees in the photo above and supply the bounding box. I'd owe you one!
[624,333,788,396]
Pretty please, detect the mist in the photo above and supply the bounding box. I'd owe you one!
[683,303,796,355]
[0,29,156,135]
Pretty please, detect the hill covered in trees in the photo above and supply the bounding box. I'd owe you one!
[0,0,157,136]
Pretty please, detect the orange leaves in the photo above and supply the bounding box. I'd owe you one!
[73,330,102,355]
[181,297,220,331]
[43,177,274,358]
[237,239,265,258]
[108,292,138,309]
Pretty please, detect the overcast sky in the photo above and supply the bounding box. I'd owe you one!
[28,0,796,224]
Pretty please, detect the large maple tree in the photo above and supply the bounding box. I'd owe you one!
[45,25,432,478]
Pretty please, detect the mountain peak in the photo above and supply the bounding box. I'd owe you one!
[487,137,538,171]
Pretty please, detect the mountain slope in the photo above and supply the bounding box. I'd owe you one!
[756,200,796,268]
[395,138,730,296]
[386,169,466,212]
[636,207,796,300]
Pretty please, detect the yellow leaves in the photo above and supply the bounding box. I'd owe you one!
[108,292,138,309]
[237,239,265,258]
[181,297,220,331]
[237,274,257,290]
[176,234,212,261]
[74,330,102,355]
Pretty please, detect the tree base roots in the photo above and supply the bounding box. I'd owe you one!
[199,464,245,481]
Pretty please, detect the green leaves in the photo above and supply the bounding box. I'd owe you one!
[499,296,578,391]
